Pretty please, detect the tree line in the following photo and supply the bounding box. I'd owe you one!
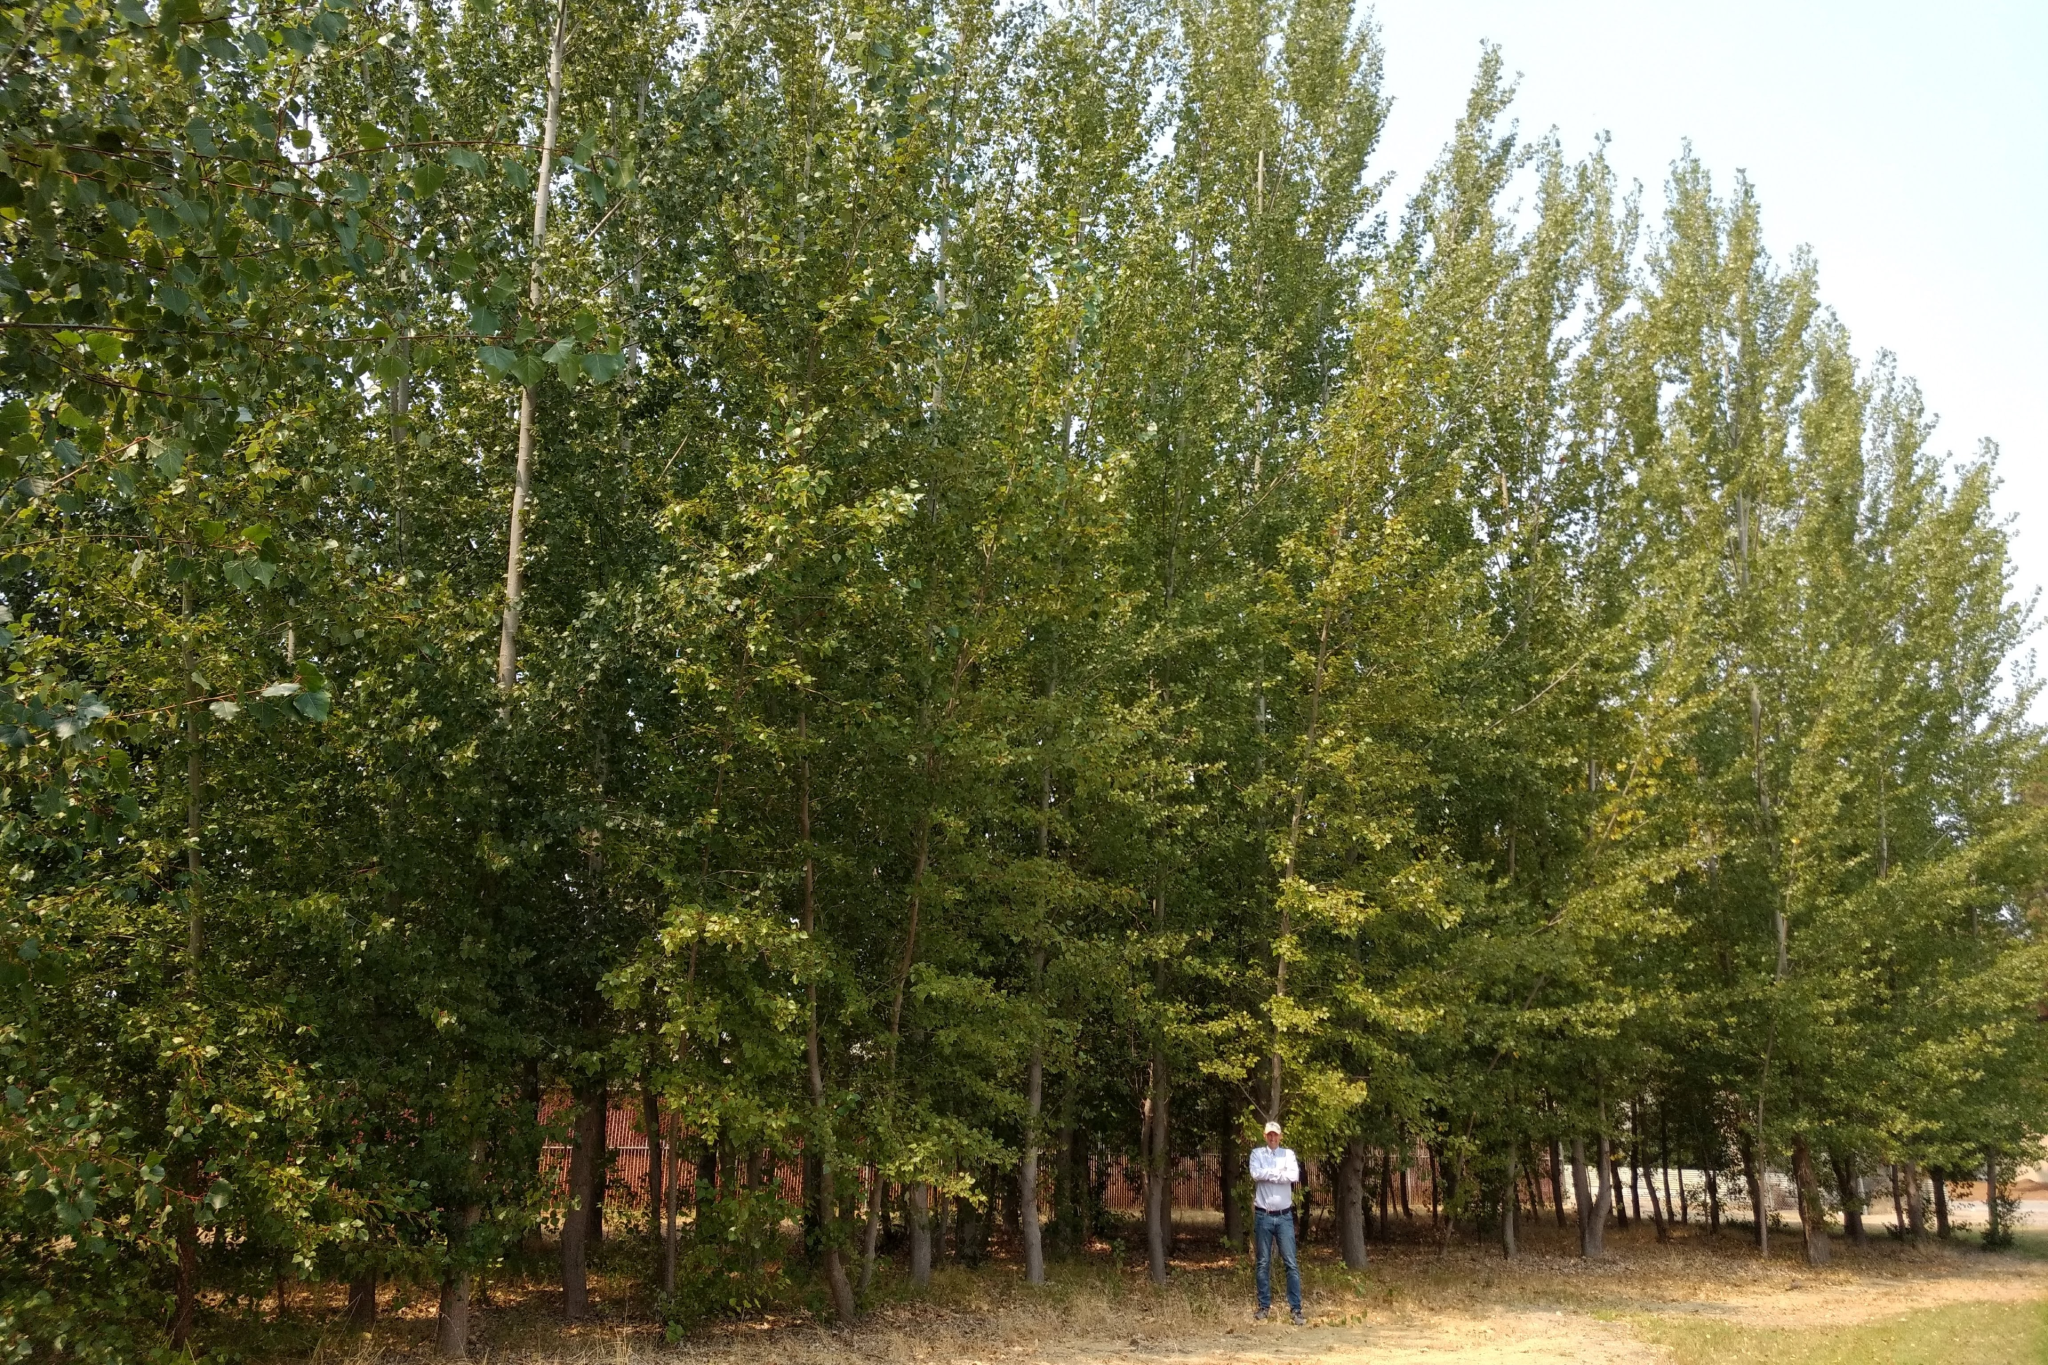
[3,0,2043,1358]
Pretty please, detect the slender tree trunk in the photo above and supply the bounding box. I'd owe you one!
[1642,1139,1669,1243]
[590,1134,606,1247]
[796,709,856,1324]
[1931,1166,1950,1238]
[1338,1139,1368,1268]
[909,1184,933,1288]
[1830,1151,1864,1244]
[859,1169,884,1294]
[1902,1159,1926,1244]
[1661,1114,1676,1224]
[1379,1148,1394,1239]
[1500,1143,1518,1259]
[346,1271,378,1328]
[1707,1168,1720,1233]
[1550,1137,1567,1228]
[1144,879,1171,1284]
[643,1087,664,1250]
[663,1132,678,1294]
[1627,1133,1643,1226]
[1220,1123,1243,1251]
[1739,1128,1767,1255]
[1791,1134,1831,1265]
[1020,946,1046,1285]
[1144,1047,1170,1283]
[495,0,569,692]
[1985,1147,2004,1246]
[1571,1137,1597,1257]
[1588,1135,1614,1256]
[561,1085,602,1318]
[1610,1141,1630,1230]
[436,1198,483,1358]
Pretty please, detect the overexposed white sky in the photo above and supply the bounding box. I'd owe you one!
[1366,1,2047,704]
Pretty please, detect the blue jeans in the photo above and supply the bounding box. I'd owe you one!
[1253,1207,1300,1314]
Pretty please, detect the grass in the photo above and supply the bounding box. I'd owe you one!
[1638,1299,2048,1365]
[194,1210,2048,1360]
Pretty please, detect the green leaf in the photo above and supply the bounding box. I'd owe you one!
[356,121,390,151]
[580,351,628,384]
[411,163,448,200]
[292,691,332,722]
[185,119,217,157]
[83,333,123,364]
[477,345,517,379]
[209,701,241,721]
[468,306,500,338]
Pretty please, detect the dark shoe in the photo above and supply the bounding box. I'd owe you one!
[1254,1308,1270,1322]
[1291,1310,1306,1326]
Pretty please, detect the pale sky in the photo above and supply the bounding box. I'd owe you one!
[1366,1,2047,706]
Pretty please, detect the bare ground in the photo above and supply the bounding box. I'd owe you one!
[302,1214,2048,1365]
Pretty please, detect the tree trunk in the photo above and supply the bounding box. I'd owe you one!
[796,709,857,1325]
[1500,1144,1518,1259]
[561,1084,604,1318]
[1707,1168,1721,1233]
[1830,1150,1865,1244]
[1379,1148,1394,1239]
[643,1087,663,1250]
[1144,1048,1170,1284]
[437,1195,483,1359]
[346,1270,378,1328]
[1571,1137,1598,1257]
[1791,1134,1830,1265]
[1020,948,1047,1285]
[1931,1166,1951,1238]
[1627,1133,1643,1226]
[1609,1142,1630,1230]
[495,0,570,692]
[1144,877,1170,1284]
[1338,1139,1368,1268]
[859,1169,884,1294]
[909,1184,933,1288]
[663,1136,678,1295]
[1985,1147,2004,1246]
[1592,1135,1616,1254]
[1220,1123,1243,1251]
[1902,1159,1926,1244]
[1739,1128,1767,1254]
[1641,1140,1669,1243]
[1550,1137,1567,1228]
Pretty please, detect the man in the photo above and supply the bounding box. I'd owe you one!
[1248,1119,1304,1324]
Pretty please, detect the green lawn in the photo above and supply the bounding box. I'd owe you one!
[1639,1298,2048,1365]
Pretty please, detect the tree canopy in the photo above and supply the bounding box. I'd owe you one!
[3,0,2042,1358]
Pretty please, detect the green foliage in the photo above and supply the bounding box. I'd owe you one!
[0,0,2041,1352]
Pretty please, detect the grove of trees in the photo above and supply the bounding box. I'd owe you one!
[4,0,2043,1358]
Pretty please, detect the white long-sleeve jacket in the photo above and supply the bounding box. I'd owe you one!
[1248,1144,1300,1212]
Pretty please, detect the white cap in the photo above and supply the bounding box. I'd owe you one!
[1263,1120,1282,1136]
